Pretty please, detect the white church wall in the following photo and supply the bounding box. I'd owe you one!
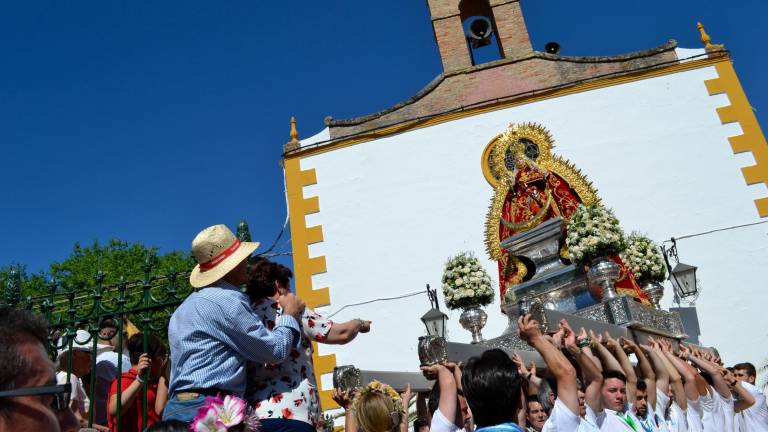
[294,63,768,376]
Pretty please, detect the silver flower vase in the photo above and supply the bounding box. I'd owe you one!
[459,305,488,344]
[587,256,620,302]
[642,281,664,309]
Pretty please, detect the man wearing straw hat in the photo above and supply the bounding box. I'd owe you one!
[163,224,305,423]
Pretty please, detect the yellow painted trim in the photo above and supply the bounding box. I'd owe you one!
[705,61,768,217]
[285,55,729,161]
[283,158,339,409]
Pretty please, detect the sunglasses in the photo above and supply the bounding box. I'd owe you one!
[0,384,71,411]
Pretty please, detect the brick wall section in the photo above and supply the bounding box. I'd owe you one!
[433,16,473,73]
[326,44,679,139]
[491,1,532,60]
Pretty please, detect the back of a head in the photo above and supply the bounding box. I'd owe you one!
[127,333,166,365]
[246,260,293,301]
[0,307,50,418]
[354,391,399,432]
[461,349,521,428]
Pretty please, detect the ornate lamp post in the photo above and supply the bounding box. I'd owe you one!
[662,238,699,303]
[420,284,448,338]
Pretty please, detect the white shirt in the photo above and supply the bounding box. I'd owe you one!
[700,386,725,432]
[601,409,641,431]
[655,389,687,432]
[633,401,669,432]
[93,349,131,425]
[541,399,581,432]
[56,371,89,416]
[715,392,735,432]
[430,408,466,432]
[579,404,602,432]
[738,382,768,432]
[685,398,704,432]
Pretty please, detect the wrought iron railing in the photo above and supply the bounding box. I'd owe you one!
[2,259,194,431]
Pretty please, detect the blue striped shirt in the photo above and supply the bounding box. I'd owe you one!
[167,281,300,397]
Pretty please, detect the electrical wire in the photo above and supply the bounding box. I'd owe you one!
[325,290,425,318]
[671,220,768,242]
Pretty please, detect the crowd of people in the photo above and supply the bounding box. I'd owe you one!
[1,223,766,432]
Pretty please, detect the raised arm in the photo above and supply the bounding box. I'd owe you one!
[564,323,604,413]
[332,389,357,432]
[687,347,731,399]
[623,338,656,409]
[722,368,755,413]
[605,335,637,404]
[420,364,457,423]
[590,331,622,373]
[512,353,541,396]
[518,315,579,416]
[655,344,687,410]
[664,347,700,403]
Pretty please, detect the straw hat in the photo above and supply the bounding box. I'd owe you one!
[189,224,259,288]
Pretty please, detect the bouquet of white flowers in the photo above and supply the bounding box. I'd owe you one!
[441,252,495,310]
[565,204,627,264]
[621,232,667,284]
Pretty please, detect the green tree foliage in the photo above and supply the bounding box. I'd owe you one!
[1,239,196,341]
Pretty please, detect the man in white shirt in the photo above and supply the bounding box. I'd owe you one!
[518,316,582,432]
[525,397,548,431]
[733,362,768,432]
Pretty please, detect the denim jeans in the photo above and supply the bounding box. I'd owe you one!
[260,418,315,432]
[162,394,207,423]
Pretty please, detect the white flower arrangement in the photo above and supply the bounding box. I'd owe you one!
[621,232,667,284]
[441,252,494,310]
[565,204,627,264]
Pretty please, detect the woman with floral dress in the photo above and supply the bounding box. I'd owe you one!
[245,260,372,432]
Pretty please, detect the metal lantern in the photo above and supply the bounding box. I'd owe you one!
[421,284,448,338]
[670,262,698,298]
[421,307,448,338]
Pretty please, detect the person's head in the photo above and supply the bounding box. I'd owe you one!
[577,379,586,417]
[413,417,430,432]
[0,307,79,432]
[427,377,472,429]
[145,419,190,432]
[98,318,129,350]
[56,329,98,377]
[189,224,259,288]
[127,333,167,379]
[461,349,522,428]
[352,382,403,432]
[733,362,757,385]
[601,370,627,412]
[246,260,293,303]
[525,396,548,431]
[634,380,648,418]
[537,377,556,414]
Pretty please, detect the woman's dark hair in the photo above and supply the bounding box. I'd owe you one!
[461,349,522,428]
[246,260,293,303]
[145,420,189,432]
[127,333,166,365]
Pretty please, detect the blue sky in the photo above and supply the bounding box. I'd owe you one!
[1,1,765,274]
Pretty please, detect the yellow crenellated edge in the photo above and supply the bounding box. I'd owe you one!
[705,59,768,217]
[283,158,339,409]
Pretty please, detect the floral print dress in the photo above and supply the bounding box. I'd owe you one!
[246,298,333,429]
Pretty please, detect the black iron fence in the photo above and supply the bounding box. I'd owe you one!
[2,259,194,431]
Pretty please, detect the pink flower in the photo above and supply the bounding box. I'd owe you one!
[214,395,246,427]
[191,406,227,432]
